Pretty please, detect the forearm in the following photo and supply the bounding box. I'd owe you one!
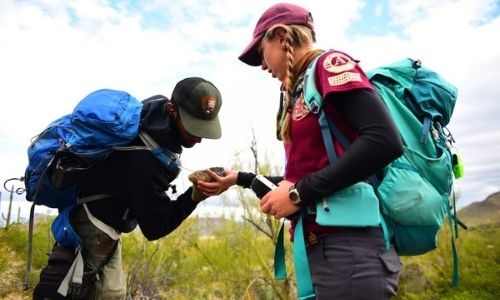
[138,187,198,240]
[236,171,283,188]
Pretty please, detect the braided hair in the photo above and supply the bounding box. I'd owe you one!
[262,24,316,142]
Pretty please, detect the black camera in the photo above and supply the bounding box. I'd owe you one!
[250,175,277,199]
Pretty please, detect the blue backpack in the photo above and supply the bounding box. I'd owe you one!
[275,56,465,299]
[23,89,181,288]
[26,89,143,208]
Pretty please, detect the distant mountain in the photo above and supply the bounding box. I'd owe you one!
[458,191,500,227]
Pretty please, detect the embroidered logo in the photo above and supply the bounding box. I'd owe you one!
[201,95,217,115]
[327,72,362,86]
[292,94,310,121]
[323,52,356,73]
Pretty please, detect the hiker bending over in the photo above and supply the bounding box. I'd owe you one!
[197,3,404,299]
[34,77,223,299]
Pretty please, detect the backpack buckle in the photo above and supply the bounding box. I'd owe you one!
[308,100,321,114]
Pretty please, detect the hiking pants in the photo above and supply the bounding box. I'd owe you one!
[307,227,401,299]
[71,206,126,300]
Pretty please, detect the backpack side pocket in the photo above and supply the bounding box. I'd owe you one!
[376,149,449,255]
[51,205,83,248]
[316,182,381,227]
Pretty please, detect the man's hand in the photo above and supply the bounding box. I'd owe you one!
[196,169,238,197]
[188,167,225,201]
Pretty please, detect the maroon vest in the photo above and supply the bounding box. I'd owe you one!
[285,50,375,237]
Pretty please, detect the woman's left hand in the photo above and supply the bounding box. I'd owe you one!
[260,180,300,219]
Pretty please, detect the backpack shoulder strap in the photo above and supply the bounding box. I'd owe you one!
[137,131,180,171]
[301,54,358,163]
[303,55,322,113]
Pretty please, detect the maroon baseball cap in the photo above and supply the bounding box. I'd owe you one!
[238,3,314,66]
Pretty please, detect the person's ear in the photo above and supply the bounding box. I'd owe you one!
[166,102,177,118]
[274,27,287,48]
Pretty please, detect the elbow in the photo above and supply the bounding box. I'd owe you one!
[140,225,165,241]
[145,235,160,241]
[373,134,404,162]
[143,230,162,241]
[143,226,177,241]
[377,134,403,162]
[391,136,404,160]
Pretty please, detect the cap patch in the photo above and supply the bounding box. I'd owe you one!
[323,52,356,73]
[202,95,217,115]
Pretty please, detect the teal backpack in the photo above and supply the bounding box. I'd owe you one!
[275,57,465,299]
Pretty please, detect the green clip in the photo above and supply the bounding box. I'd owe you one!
[452,153,464,179]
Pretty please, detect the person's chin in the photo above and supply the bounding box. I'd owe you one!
[182,141,197,148]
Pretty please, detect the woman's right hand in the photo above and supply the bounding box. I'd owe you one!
[260,179,300,219]
[196,168,238,196]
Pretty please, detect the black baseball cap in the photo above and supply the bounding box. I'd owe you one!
[171,77,222,139]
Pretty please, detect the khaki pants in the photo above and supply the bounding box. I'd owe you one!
[71,206,127,300]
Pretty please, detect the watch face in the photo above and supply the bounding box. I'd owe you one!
[289,189,300,202]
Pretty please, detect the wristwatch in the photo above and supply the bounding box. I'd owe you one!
[288,184,302,207]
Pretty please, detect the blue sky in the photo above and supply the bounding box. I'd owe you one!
[1,0,499,220]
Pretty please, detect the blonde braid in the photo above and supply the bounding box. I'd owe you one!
[280,26,295,143]
[264,24,315,142]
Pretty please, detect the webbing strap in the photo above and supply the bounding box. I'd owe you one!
[23,202,36,290]
[57,247,84,296]
[304,55,322,113]
[379,213,391,250]
[293,209,315,300]
[325,114,351,151]
[137,131,157,150]
[274,220,287,280]
[452,190,459,236]
[446,201,459,287]
[449,191,460,286]
[420,117,432,144]
[318,110,337,163]
[76,193,111,204]
[451,230,459,287]
[24,156,54,289]
[274,211,315,299]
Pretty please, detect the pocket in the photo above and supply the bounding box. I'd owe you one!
[403,146,453,195]
[33,171,77,209]
[378,249,402,274]
[316,182,380,227]
[95,232,117,256]
[378,248,402,298]
[50,151,90,189]
[376,153,447,226]
[51,205,83,248]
